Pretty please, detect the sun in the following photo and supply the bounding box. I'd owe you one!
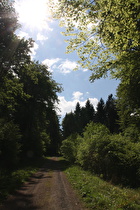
[14,0,51,30]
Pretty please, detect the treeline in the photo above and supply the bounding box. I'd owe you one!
[0,1,61,168]
[61,122,140,187]
[61,97,140,187]
[62,94,119,139]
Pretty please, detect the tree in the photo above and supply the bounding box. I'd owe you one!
[95,98,106,125]
[0,119,21,168]
[0,1,62,165]
[60,133,80,162]
[74,102,83,134]
[77,122,140,186]
[15,62,62,157]
[62,112,77,139]
[50,0,140,80]
[85,99,95,122]
[0,1,33,121]
[105,94,119,133]
[46,109,62,155]
[0,0,18,75]
[50,0,140,129]
[117,75,140,131]
[62,99,96,138]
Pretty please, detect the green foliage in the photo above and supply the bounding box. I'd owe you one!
[123,125,140,142]
[46,109,62,155]
[0,120,21,167]
[62,96,119,139]
[116,74,140,130]
[105,94,119,133]
[76,122,140,186]
[61,121,140,186]
[95,98,106,124]
[0,0,18,70]
[0,1,62,167]
[10,61,62,158]
[62,112,77,139]
[60,133,81,162]
[77,122,110,173]
[65,165,140,209]
[50,0,140,80]
[106,134,140,186]
[51,0,140,130]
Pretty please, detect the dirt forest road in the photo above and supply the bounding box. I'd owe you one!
[0,157,86,210]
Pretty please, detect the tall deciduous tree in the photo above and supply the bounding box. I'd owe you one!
[50,0,140,129]
[0,0,23,166]
[0,0,18,74]
[117,77,140,131]
[0,1,62,165]
[50,0,140,80]
[15,62,62,158]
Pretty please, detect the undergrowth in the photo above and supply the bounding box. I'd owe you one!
[65,165,140,209]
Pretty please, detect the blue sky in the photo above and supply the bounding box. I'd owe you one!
[14,0,119,118]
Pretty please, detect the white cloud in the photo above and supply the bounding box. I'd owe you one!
[17,31,29,39]
[37,33,48,43]
[56,96,76,116]
[42,58,61,72]
[56,93,99,117]
[58,59,78,74]
[72,91,83,100]
[42,58,89,74]
[88,98,99,110]
[83,68,88,72]
[42,58,79,74]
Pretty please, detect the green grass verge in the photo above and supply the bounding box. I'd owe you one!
[0,158,45,204]
[65,165,140,210]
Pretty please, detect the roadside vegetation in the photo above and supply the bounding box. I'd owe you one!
[65,165,140,209]
[61,122,140,188]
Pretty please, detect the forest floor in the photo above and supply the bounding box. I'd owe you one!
[0,157,86,210]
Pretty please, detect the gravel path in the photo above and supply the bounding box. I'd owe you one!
[0,157,86,210]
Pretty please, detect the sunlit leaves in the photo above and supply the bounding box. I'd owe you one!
[50,0,140,81]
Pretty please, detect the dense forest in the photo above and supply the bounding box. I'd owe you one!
[0,0,140,189]
[62,95,119,139]
[0,1,62,169]
[61,95,140,187]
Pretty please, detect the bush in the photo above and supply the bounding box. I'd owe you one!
[77,122,110,174]
[105,134,140,186]
[76,122,140,187]
[123,125,140,142]
[60,133,81,163]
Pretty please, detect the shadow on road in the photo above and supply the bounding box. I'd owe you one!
[0,157,70,210]
[40,157,70,172]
